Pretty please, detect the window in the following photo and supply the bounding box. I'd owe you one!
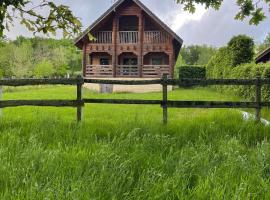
[151,57,163,65]
[100,58,110,65]
[123,58,138,65]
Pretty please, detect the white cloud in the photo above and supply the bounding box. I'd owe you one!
[170,5,207,32]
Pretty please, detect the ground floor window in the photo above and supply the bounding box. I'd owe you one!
[100,57,110,65]
[123,58,138,65]
[151,57,163,65]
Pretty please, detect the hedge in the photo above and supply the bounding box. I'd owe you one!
[228,63,270,101]
[179,66,206,79]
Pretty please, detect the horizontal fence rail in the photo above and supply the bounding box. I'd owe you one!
[0,76,269,123]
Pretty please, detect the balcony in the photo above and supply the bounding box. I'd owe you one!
[85,65,113,77]
[89,31,170,44]
[116,65,139,77]
[142,65,170,78]
[90,31,112,43]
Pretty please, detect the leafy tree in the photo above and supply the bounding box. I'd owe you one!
[228,35,255,67]
[175,0,269,25]
[34,60,54,78]
[181,46,200,65]
[0,0,82,38]
[257,33,270,53]
[180,45,217,66]
[206,47,233,78]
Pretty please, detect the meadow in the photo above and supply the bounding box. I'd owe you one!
[0,86,270,199]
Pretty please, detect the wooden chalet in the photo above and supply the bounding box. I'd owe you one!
[75,0,183,79]
[256,46,270,64]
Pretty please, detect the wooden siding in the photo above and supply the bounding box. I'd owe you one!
[83,0,176,78]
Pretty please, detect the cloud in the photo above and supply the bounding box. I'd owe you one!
[4,0,270,47]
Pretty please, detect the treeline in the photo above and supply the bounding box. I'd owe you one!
[0,36,81,78]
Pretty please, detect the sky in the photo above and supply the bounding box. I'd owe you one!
[4,0,270,47]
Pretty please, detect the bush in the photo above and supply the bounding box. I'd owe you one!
[34,60,54,78]
[179,66,206,79]
[229,63,270,101]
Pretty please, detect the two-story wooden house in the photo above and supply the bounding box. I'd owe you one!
[75,0,183,80]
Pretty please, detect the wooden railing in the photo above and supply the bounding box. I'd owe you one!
[85,65,113,77]
[144,31,170,44]
[119,31,138,43]
[142,65,170,78]
[0,76,269,124]
[116,65,139,77]
[91,31,112,43]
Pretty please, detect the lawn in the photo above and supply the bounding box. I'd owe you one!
[0,86,270,199]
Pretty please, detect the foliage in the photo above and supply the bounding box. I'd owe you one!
[228,63,270,101]
[228,35,255,67]
[0,36,81,78]
[179,66,206,79]
[34,60,54,78]
[206,35,255,79]
[180,45,217,66]
[0,0,82,38]
[1,86,270,198]
[206,47,233,78]
[175,0,269,25]
[257,33,270,53]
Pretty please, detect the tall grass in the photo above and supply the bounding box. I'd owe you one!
[0,86,270,199]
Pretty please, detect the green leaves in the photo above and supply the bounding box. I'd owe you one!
[0,0,82,38]
[175,0,269,25]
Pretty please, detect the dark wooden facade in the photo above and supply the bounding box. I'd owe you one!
[75,0,183,78]
[256,46,270,64]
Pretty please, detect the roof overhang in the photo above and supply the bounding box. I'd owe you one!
[74,0,183,49]
[256,46,270,63]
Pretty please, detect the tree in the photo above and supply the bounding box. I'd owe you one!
[180,45,217,66]
[257,33,270,53]
[181,46,200,65]
[0,0,82,38]
[175,0,268,25]
[228,35,255,67]
[34,60,54,78]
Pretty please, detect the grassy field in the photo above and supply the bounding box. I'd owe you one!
[1,86,270,199]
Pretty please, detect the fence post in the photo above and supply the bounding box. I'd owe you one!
[162,74,168,124]
[0,85,2,116]
[77,75,84,122]
[255,76,262,122]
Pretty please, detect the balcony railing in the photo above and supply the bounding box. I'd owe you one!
[144,31,170,44]
[90,31,112,43]
[85,65,113,77]
[116,65,139,77]
[89,31,170,44]
[119,31,139,44]
[142,65,170,78]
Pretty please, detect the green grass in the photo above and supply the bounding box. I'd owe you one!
[1,86,270,199]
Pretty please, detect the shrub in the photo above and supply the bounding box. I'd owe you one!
[179,66,206,79]
[229,63,270,101]
[34,60,54,78]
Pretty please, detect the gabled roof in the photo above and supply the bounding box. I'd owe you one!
[256,46,270,63]
[74,0,183,47]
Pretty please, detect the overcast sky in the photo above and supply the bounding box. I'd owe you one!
[4,0,270,47]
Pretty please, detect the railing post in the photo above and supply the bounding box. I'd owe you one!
[255,76,262,122]
[162,74,168,124]
[76,75,84,122]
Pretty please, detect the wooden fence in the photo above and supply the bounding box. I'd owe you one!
[0,75,269,123]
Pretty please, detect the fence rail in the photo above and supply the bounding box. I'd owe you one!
[0,76,268,123]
